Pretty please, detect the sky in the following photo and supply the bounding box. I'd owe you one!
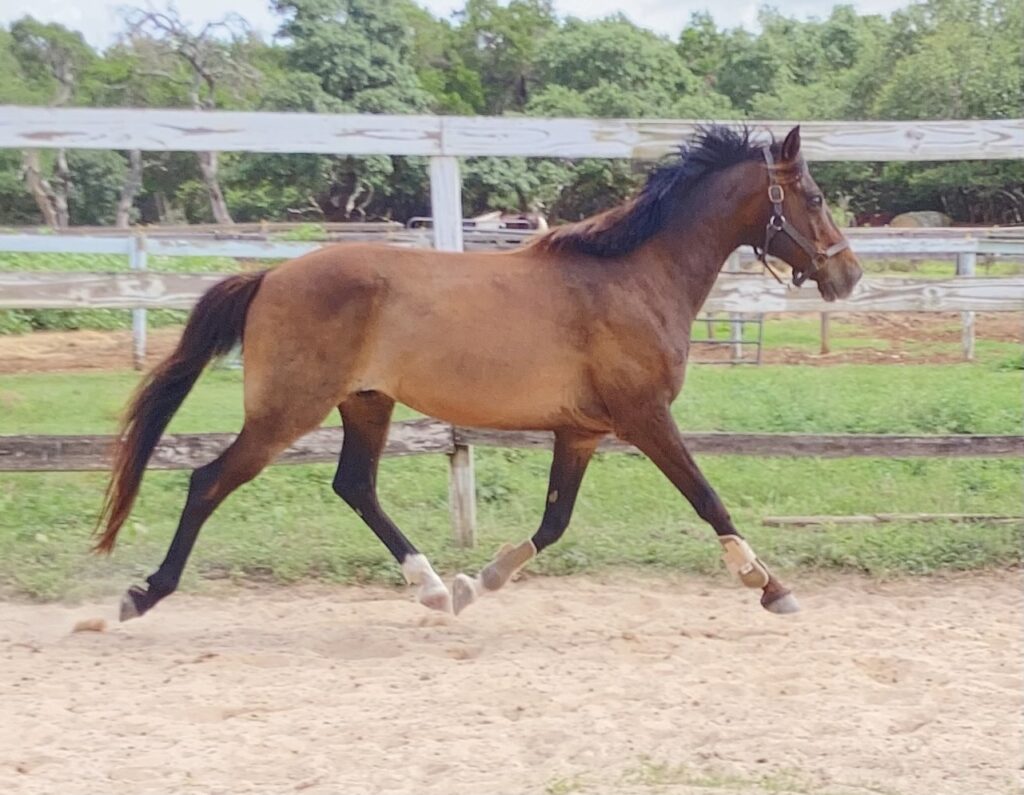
[0,0,916,49]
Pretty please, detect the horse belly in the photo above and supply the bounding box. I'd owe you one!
[384,346,587,430]
[358,261,599,429]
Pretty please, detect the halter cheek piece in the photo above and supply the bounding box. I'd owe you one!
[753,147,850,286]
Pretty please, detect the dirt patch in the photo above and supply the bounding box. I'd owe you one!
[0,328,184,374]
[692,312,1022,366]
[852,312,1022,345]
[0,574,1019,795]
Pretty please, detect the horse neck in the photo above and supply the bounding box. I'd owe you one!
[640,164,762,316]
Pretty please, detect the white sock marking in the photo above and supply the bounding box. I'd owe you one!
[401,554,451,612]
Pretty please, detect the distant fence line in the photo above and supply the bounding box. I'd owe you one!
[3,225,1024,251]
[1,228,1022,364]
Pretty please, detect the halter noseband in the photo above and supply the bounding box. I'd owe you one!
[754,147,850,286]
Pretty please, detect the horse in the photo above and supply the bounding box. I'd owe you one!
[96,125,862,622]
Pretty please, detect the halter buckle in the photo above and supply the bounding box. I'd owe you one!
[768,214,786,231]
[767,184,785,203]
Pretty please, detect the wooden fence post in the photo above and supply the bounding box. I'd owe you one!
[820,313,831,355]
[130,233,147,370]
[957,251,976,361]
[725,251,743,362]
[447,442,477,547]
[430,154,475,546]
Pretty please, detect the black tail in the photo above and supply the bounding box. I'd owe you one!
[95,270,267,553]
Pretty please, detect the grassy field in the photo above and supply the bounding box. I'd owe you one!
[0,347,1020,601]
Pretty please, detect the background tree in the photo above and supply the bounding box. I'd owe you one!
[272,0,431,111]
[452,0,557,113]
[268,0,433,220]
[122,7,260,224]
[10,18,95,227]
[0,0,1021,226]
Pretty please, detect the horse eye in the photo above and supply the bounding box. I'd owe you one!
[809,195,824,209]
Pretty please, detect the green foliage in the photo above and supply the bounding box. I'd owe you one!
[9,16,95,104]
[873,13,1021,119]
[223,183,307,223]
[174,179,215,224]
[273,0,431,111]
[525,84,590,117]
[462,157,539,212]
[65,150,126,225]
[0,0,1022,225]
[0,151,39,224]
[537,15,697,98]
[418,62,486,114]
[0,29,43,104]
[545,159,639,221]
[454,0,558,113]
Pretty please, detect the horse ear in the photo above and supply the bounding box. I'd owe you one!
[781,125,802,161]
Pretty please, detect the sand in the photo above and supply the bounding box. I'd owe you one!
[0,573,1020,795]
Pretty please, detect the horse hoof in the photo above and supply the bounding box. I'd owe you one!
[418,583,453,614]
[119,586,148,622]
[762,591,801,615]
[452,573,480,616]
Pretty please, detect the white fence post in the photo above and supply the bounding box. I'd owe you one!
[129,233,147,370]
[957,251,976,361]
[430,154,475,547]
[725,251,743,362]
[429,156,464,252]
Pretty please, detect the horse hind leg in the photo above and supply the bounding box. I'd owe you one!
[334,392,451,613]
[121,417,308,620]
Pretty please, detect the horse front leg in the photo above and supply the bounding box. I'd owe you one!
[452,430,602,614]
[335,393,451,612]
[619,406,799,614]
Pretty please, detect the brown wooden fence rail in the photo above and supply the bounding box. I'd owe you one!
[2,422,1021,547]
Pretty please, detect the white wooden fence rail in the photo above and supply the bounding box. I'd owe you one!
[5,269,1022,313]
[2,107,1022,161]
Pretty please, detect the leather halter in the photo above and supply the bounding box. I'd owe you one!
[754,147,850,286]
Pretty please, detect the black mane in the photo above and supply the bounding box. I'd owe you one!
[534,125,764,258]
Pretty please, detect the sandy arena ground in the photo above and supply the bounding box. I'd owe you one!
[0,573,1020,795]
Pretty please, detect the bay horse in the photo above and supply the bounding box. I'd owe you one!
[96,125,862,622]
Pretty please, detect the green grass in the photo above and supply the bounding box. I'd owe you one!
[0,355,1020,600]
[618,758,894,795]
[1,353,1019,436]
[0,251,243,273]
